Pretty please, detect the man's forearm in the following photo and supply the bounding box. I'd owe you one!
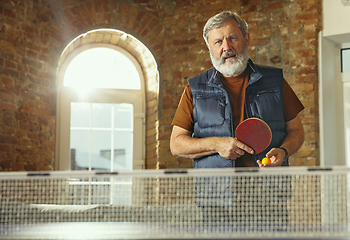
[280,128,304,158]
[280,113,305,158]
[170,134,218,159]
[170,125,254,160]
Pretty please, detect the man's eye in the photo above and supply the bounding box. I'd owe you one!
[215,40,222,45]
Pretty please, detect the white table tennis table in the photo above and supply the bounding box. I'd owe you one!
[2,222,350,239]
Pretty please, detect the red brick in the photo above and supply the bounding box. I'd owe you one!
[93,0,102,13]
[21,24,36,34]
[0,159,12,169]
[62,8,74,22]
[297,0,317,5]
[4,60,16,69]
[0,100,17,111]
[86,0,95,15]
[2,126,16,135]
[36,9,53,23]
[102,0,109,12]
[38,54,48,62]
[0,40,15,52]
[297,13,318,21]
[296,49,315,58]
[261,1,285,10]
[0,134,17,144]
[41,47,50,54]
[24,163,36,171]
[26,50,38,59]
[111,1,120,14]
[3,118,17,127]
[175,1,193,8]
[4,8,16,18]
[103,13,110,24]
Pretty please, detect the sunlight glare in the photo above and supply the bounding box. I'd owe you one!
[64,47,141,90]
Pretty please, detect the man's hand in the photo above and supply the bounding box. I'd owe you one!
[256,112,304,168]
[215,137,254,160]
[257,148,286,167]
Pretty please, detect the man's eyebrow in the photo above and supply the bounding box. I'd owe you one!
[213,34,238,41]
[212,36,223,42]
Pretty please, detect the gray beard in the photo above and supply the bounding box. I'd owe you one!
[209,46,249,76]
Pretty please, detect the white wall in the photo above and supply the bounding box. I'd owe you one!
[323,0,350,39]
[320,0,350,166]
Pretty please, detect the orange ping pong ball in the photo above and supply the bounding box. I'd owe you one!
[261,157,271,165]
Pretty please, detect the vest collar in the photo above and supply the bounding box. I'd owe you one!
[207,68,223,87]
[247,59,262,86]
[208,59,262,87]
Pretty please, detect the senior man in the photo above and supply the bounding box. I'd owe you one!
[170,11,304,168]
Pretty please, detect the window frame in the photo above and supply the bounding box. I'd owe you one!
[55,43,146,171]
[341,48,350,73]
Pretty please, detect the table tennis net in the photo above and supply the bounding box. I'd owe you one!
[0,167,350,239]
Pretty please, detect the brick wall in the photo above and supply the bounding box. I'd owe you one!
[0,0,321,171]
[0,0,56,170]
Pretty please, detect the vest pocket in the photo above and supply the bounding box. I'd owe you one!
[248,88,284,122]
[195,95,226,128]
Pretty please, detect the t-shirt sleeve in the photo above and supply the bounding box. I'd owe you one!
[171,84,194,132]
[283,79,305,122]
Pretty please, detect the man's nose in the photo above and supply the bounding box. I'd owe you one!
[222,38,231,51]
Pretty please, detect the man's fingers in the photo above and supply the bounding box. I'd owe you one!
[217,137,254,160]
[232,147,245,156]
[229,151,242,160]
[257,148,285,167]
[234,138,254,154]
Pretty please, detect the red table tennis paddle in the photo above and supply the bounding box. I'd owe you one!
[235,118,272,154]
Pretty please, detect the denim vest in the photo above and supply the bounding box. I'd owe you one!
[189,59,288,168]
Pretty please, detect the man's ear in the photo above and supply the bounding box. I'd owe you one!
[206,44,209,49]
[245,33,250,46]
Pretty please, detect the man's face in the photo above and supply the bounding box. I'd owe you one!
[207,20,250,77]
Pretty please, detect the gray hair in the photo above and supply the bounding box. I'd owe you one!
[203,11,248,45]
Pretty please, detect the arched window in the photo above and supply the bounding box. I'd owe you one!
[56,42,145,171]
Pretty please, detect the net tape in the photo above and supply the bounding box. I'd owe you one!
[0,167,349,239]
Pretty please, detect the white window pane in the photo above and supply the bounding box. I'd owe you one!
[70,130,90,170]
[92,103,112,128]
[114,103,133,129]
[114,130,133,170]
[71,102,90,128]
[91,130,112,170]
[63,47,141,89]
[342,48,350,73]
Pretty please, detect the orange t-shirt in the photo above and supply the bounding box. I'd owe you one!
[171,67,304,167]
